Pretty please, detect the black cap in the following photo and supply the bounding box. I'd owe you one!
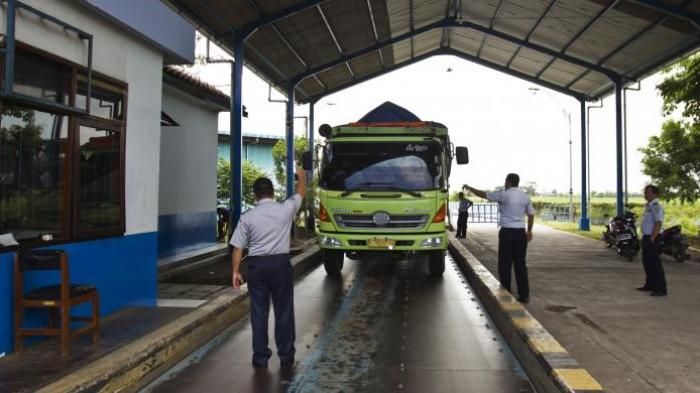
[253,177,274,195]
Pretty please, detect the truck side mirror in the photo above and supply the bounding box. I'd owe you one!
[319,124,332,137]
[455,146,469,164]
[302,151,313,171]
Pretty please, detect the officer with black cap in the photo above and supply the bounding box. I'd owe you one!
[230,168,306,369]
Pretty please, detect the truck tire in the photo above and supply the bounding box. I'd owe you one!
[428,251,445,276]
[323,249,344,276]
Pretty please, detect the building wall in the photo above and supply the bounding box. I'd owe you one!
[0,0,181,355]
[158,85,219,258]
[218,136,279,182]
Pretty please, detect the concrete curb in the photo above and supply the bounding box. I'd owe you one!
[36,246,322,393]
[447,234,604,393]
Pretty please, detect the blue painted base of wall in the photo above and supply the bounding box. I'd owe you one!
[0,232,158,355]
[157,211,217,258]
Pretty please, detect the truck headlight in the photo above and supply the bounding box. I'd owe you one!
[420,237,443,247]
[320,236,342,248]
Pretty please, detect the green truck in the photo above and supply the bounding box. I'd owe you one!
[314,102,469,276]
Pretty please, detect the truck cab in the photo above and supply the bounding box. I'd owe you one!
[314,102,468,276]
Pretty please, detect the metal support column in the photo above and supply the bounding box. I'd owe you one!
[286,86,295,198]
[579,99,590,230]
[614,80,624,217]
[229,40,244,233]
[309,101,315,158]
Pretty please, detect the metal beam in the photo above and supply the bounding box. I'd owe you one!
[293,18,618,86]
[628,0,700,27]
[365,0,385,69]
[565,0,691,91]
[536,0,620,79]
[506,0,558,68]
[3,0,17,96]
[316,4,355,79]
[579,98,590,230]
[410,0,415,57]
[302,47,588,104]
[241,0,333,38]
[477,0,505,58]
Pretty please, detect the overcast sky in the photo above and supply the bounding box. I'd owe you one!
[191,37,671,195]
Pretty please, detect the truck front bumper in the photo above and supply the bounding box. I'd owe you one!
[317,230,448,251]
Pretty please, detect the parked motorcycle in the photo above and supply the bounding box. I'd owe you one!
[602,211,640,261]
[659,225,689,262]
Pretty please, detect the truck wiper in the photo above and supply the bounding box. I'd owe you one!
[340,182,422,198]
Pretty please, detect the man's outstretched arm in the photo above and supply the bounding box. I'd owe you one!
[463,184,487,199]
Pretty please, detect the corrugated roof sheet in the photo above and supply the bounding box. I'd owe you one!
[164,0,700,103]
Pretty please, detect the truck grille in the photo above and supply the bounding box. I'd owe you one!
[334,214,429,230]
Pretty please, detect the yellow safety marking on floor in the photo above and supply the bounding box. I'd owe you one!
[494,288,511,297]
[528,337,566,353]
[499,301,524,311]
[512,317,540,330]
[552,368,604,391]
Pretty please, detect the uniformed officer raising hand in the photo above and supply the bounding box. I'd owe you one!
[230,167,306,369]
[463,173,535,304]
[637,184,667,297]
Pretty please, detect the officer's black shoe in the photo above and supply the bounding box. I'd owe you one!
[280,358,295,370]
[650,291,667,297]
[517,297,529,304]
[636,286,653,291]
[252,362,268,369]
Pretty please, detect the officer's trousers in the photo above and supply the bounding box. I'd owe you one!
[642,235,667,292]
[246,253,295,367]
[457,212,468,238]
[498,228,529,299]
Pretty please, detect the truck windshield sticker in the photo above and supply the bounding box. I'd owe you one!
[405,144,428,152]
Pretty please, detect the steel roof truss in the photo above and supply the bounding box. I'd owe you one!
[316,4,355,79]
[506,0,558,69]
[628,0,700,27]
[366,0,385,69]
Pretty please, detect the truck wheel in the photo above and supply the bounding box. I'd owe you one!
[323,250,344,276]
[428,251,445,276]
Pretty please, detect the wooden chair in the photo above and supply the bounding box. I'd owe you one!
[14,249,100,356]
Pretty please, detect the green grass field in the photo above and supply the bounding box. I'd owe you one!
[532,196,700,249]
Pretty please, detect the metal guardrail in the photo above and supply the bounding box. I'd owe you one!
[449,202,499,224]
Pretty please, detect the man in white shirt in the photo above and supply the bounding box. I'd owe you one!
[230,168,306,369]
[464,173,535,303]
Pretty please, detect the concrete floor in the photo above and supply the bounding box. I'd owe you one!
[142,254,533,393]
[462,223,700,393]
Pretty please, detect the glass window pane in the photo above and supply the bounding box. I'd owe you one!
[76,78,124,120]
[12,50,70,105]
[78,124,122,233]
[0,103,69,241]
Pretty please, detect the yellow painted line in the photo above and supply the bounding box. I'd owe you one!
[500,301,524,311]
[512,317,540,330]
[553,368,604,391]
[528,337,566,353]
[494,288,511,297]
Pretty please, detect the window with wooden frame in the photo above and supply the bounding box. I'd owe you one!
[0,43,127,248]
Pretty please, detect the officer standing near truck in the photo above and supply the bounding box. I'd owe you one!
[463,173,535,303]
[638,184,667,297]
[230,167,306,369]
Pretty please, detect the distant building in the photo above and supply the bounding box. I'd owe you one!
[218,133,282,182]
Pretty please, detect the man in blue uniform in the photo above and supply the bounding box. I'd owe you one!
[637,184,667,297]
[230,168,306,369]
[464,173,535,303]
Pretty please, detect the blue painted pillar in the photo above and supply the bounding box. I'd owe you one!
[230,40,244,232]
[286,85,295,198]
[309,101,315,158]
[615,80,624,217]
[579,98,590,230]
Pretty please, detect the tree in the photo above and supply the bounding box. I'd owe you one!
[640,121,700,203]
[216,158,268,207]
[523,181,538,196]
[271,136,308,189]
[639,55,700,203]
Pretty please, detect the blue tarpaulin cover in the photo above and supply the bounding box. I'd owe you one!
[357,101,421,123]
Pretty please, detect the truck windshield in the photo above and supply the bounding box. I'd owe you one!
[320,142,444,191]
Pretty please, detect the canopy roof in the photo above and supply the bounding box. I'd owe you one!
[164,0,700,103]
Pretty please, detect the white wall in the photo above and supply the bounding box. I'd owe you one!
[159,85,219,215]
[2,0,165,234]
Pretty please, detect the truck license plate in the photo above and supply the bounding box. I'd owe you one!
[617,233,632,241]
[368,238,396,248]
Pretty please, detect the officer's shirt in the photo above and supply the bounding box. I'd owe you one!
[229,195,302,256]
[485,187,535,229]
[458,199,472,213]
[641,198,664,236]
